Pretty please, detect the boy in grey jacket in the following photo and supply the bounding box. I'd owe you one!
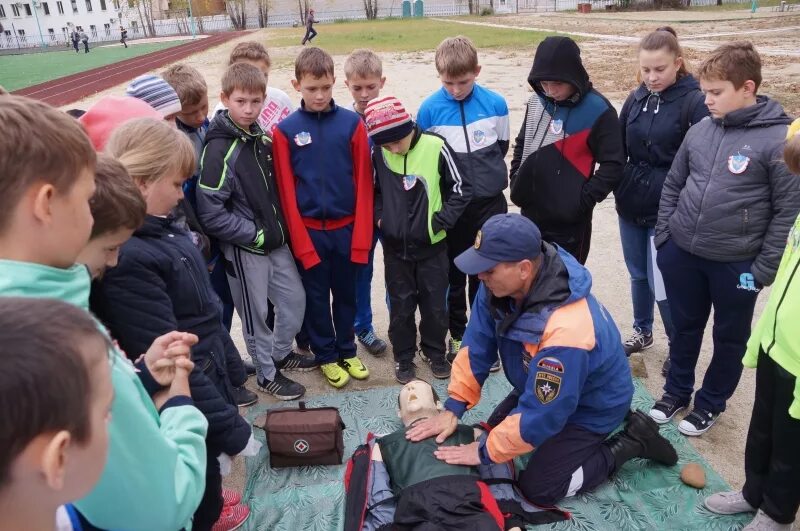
[649,42,800,437]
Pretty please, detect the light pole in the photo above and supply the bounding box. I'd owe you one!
[30,0,47,47]
[186,0,196,38]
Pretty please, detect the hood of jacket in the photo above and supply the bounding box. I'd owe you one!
[528,36,591,106]
[491,243,592,342]
[205,109,266,143]
[633,73,700,104]
[717,95,792,129]
[0,259,91,308]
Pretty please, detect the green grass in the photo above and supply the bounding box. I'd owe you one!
[263,18,552,55]
[0,40,190,91]
[689,0,784,10]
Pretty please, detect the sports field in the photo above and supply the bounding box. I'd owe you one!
[0,40,189,91]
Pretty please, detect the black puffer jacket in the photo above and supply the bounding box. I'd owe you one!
[93,215,251,456]
[615,74,708,227]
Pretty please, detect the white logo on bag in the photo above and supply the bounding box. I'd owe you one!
[294,439,310,453]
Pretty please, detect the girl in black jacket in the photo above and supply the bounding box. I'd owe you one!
[614,28,708,366]
[94,119,254,531]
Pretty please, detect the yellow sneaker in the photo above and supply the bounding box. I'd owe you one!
[321,362,350,388]
[338,357,369,380]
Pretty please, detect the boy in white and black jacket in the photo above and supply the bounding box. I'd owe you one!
[649,42,800,437]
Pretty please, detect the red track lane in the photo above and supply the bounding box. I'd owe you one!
[13,31,249,107]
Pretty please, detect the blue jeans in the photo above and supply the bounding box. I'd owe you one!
[618,217,675,343]
[354,231,379,335]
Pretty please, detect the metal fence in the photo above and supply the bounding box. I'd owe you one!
[0,0,752,52]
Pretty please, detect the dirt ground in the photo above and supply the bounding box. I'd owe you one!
[67,10,799,524]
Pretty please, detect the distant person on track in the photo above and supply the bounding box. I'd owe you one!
[80,30,90,53]
[120,26,128,48]
[71,29,80,53]
[301,9,319,45]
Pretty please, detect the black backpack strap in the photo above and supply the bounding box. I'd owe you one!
[681,90,704,137]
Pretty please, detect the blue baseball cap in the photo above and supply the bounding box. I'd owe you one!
[455,214,543,275]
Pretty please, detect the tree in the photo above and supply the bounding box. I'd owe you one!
[297,0,310,24]
[226,0,246,29]
[363,0,377,19]
[256,0,270,27]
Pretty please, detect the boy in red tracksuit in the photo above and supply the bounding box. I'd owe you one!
[273,46,374,389]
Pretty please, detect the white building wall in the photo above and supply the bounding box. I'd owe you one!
[0,0,138,48]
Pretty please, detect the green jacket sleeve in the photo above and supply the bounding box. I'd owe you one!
[74,349,208,530]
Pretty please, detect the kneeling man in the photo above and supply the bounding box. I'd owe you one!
[407,213,678,506]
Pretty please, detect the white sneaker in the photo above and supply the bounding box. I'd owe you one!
[704,491,756,515]
[743,510,793,531]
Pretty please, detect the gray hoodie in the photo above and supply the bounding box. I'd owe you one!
[655,96,798,286]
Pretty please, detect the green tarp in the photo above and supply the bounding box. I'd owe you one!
[243,375,751,530]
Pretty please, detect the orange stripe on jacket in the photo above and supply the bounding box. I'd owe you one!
[539,298,596,351]
[447,347,482,411]
[486,413,535,463]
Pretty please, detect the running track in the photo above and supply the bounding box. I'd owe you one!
[13,31,250,107]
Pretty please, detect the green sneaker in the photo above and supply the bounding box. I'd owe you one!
[446,337,462,364]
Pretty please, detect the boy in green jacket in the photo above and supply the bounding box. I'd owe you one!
[704,119,800,531]
[0,95,209,530]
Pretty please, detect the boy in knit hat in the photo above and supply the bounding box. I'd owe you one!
[366,96,472,383]
[125,74,183,123]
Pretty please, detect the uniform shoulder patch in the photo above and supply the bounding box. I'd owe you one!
[536,356,564,374]
[535,371,561,404]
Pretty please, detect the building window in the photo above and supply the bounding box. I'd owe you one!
[24,3,32,15]
[71,0,77,12]
[0,5,5,17]
[42,1,50,13]
[99,0,106,8]
[56,0,63,12]
[130,19,138,33]
[48,27,55,39]
[85,0,91,11]
[11,4,19,15]
[18,28,26,43]
[103,22,110,34]
[113,0,119,7]
[89,23,96,36]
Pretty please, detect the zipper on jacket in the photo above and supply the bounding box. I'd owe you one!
[764,257,800,356]
[742,208,749,236]
[402,155,409,260]
[318,111,327,229]
[181,256,205,311]
[690,124,726,254]
[254,142,286,247]
[459,101,473,158]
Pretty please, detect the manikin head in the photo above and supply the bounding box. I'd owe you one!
[397,380,443,427]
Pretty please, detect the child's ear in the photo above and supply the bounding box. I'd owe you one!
[220,91,229,108]
[380,77,386,89]
[291,79,301,93]
[40,431,71,491]
[743,79,757,98]
[474,65,482,77]
[31,183,56,225]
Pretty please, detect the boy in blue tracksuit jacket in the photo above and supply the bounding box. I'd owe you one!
[405,214,678,507]
[417,36,510,359]
[273,47,374,389]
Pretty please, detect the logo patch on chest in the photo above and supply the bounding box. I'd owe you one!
[549,119,564,135]
[728,153,750,174]
[473,129,486,145]
[403,174,419,191]
[294,131,312,146]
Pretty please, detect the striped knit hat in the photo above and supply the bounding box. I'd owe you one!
[364,96,414,146]
[125,74,182,117]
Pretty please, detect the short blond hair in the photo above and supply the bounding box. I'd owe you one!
[221,62,267,97]
[435,36,479,77]
[162,64,207,107]
[344,49,383,80]
[786,125,800,175]
[698,41,762,91]
[229,41,271,68]
[0,95,96,234]
[104,118,195,186]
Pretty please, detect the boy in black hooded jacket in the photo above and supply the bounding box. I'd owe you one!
[510,36,624,264]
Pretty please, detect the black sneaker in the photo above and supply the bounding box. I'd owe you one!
[244,359,256,376]
[357,329,387,357]
[232,385,258,407]
[678,407,719,436]
[489,359,501,373]
[648,393,687,424]
[661,358,671,377]
[429,357,451,379]
[275,351,318,372]
[257,371,306,400]
[623,327,654,356]
[395,360,416,384]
